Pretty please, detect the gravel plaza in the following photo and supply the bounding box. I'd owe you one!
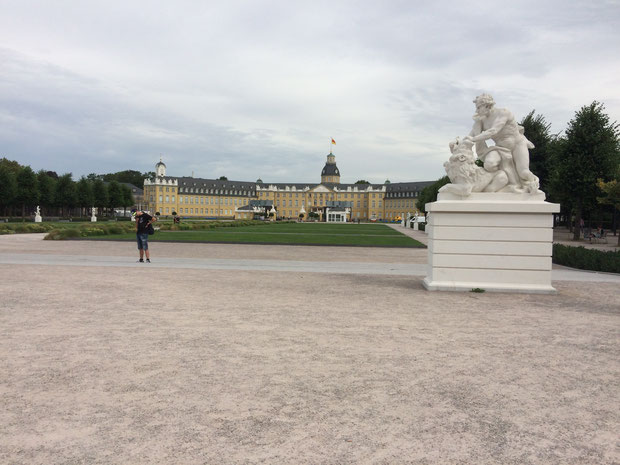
[1,232,619,464]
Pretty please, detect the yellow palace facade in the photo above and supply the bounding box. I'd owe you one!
[143,154,432,222]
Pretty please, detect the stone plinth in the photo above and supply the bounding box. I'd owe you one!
[423,192,560,294]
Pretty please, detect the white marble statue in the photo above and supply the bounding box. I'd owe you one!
[91,207,97,222]
[34,206,42,222]
[439,137,509,196]
[441,94,540,196]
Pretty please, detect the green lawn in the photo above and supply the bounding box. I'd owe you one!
[97,222,425,247]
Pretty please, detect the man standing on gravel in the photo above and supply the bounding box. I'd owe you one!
[135,211,156,263]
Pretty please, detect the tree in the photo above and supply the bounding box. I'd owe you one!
[16,166,39,219]
[520,110,553,191]
[120,184,134,215]
[548,102,620,240]
[355,180,370,184]
[102,170,145,187]
[0,157,22,175]
[92,179,108,214]
[107,181,124,214]
[76,178,94,217]
[417,176,450,213]
[55,174,77,217]
[37,170,57,215]
[0,166,18,217]
[218,176,228,180]
[597,176,620,245]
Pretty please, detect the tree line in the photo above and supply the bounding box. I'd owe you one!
[0,162,152,219]
[417,101,620,241]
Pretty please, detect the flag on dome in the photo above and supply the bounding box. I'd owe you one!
[331,138,336,145]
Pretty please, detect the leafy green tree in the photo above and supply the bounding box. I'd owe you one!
[0,166,18,216]
[597,173,620,245]
[355,180,370,184]
[92,179,108,214]
[107,181,124,214]
[102,170,145,187]
[37,170,57,215]
[16,166,39,219]
[76,178,94,217]
[417,176,450,214]
[218,176,228,180]
[55,174,77,217]
[120,184,134,215]
[0,157,22,175]
[520,110,553,191]
[548,102,620,240]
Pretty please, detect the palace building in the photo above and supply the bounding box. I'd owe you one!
[143,153,433,222]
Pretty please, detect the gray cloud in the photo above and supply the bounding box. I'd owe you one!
[1,0,619,184]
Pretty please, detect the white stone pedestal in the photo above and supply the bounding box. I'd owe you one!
[423,192,560,294]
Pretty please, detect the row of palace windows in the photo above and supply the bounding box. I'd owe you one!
[386,191,419,198]
[162,207,235,216]
[259,192,383,199]
[271,199,384,208]
[157,185,254,196]
[154,196,249,206]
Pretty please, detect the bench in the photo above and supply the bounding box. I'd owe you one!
[585,229,608,243]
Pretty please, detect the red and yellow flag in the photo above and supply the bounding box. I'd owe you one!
[331,138,336,145]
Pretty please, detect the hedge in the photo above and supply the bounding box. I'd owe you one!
[552,244,620,274]
[42,219,289,240]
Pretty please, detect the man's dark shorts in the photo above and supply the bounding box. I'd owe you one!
[137,233,149,250]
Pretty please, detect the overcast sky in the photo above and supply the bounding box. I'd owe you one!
[1,0,619,184]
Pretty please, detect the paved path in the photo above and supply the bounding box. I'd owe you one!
[1,251,618,283]
[0,233,617,283]
[1,233,619,464]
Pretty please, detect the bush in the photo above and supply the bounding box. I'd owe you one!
[553,244,620,273]
[45,228,80,240]
[80,227,106,237]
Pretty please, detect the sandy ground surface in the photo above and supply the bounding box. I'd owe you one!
[1,233,619,464]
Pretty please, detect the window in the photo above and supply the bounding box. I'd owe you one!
[159,195,163,202]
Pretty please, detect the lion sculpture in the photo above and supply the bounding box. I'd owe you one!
[438,137,509,196]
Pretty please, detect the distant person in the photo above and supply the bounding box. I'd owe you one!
[135,211,156,263]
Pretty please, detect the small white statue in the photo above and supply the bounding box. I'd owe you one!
[34,206,42,223]
[91,207,97,222]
